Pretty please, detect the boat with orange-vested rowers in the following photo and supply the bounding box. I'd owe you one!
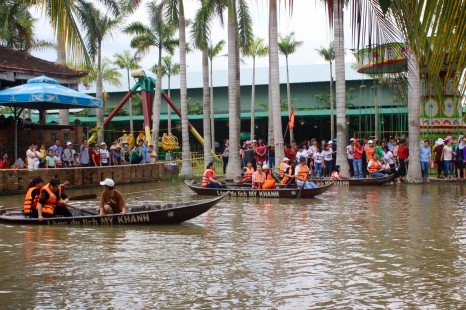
[186,181,332,199]
[0,194,226,226]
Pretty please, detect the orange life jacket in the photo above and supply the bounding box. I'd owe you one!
[262,172,276,189]
[368,160,381,173]
[40,184,61,216]
[252,171,266,189]
[279,162,286,178]
[201,169,216,187]
[280,166,294,185]
[243,167,254,182]
[23,186,40,215]
[296,164,309,182]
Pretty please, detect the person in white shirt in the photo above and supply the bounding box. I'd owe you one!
[322,143,334,177]
[295,145,308,163]
[346,138,355,177]
[313,146,323,177]
[442,139,454,179]
[99,142,110,166]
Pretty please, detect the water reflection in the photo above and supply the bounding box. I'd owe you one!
[1,182,466,308]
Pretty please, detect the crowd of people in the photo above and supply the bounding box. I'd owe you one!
[0,138,159,170]
[219,134,466,184]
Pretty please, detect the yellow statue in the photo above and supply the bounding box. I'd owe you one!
[161,133,180,151]
[128,134,135,148]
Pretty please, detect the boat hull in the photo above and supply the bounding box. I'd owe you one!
[308,174,395,186]
[188,183,332,199]
[0,195,225,226]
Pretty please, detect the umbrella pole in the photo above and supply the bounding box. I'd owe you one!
[14,107,17,160]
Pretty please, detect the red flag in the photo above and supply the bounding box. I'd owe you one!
[289,108,295,129]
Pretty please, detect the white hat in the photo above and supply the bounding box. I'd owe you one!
[434,138,444,145]
[66,141,72,146]
[100,142,106,146]
[252,139,257,143]
[350,138,355,142]
[368,140,374,144]
[328,141,333,144]
[100,178,115,187]
[283,157,290,161]
[262,164,269,169]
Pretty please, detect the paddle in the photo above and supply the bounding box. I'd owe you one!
[0,193,97,212]
[297,179,307,199]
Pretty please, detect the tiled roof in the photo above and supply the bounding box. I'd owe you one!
[0,45,86,79]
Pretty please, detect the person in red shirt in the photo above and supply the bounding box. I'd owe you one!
[284,144,296,161]
[352,139,364,178]
[90,144,101,166]
[397,140,409,181]
[255,139,267,166]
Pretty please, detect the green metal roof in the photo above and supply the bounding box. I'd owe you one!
[5,106,409,124]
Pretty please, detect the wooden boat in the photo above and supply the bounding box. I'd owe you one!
[0,195,226,226]
[308,174,395,186]
[187,181,332,199]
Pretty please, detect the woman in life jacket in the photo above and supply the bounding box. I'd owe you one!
[22,177,45,218]
[37,178,71,221]
[280,160,296,186]
[367,154,385,178]
[252,164,266,189]
[242,161,255,183]
[261,164,277,189]
[201,162,225,188]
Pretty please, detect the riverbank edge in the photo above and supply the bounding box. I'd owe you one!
[0,162,180,196]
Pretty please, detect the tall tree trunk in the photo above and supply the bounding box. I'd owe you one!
[286,55,293,143]
[226,1,240,177]
[406,52,422,183]
[179,3,193,177]
[209,57,215,149]
[235,32,241,148]
[250,56,256,140]
[202,49,212,167]
[57,31,69,125]
[269,0,284,167]
[333,0,349,177]
[268,37,274,143]
[96,46,104,143]
[152,47,163,149]
[127,69,134,136]
[167,76,172,134]
[329,61,334,140]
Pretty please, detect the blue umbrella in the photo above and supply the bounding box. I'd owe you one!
[0,75,102,109]
[0,75,102,159]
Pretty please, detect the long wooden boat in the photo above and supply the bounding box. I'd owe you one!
[187,182,332,199]
[308,174,395,186]
[0,195,226,226]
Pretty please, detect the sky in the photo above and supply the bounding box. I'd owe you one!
[30,1,359,76]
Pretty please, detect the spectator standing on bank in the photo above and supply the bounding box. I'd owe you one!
[221,139,229,174]
[0,153,11,169]
[62,142,76,167]
[99,142,110,166]
[48,139,64,158]
[79,139,90,167]
[267,138,275,169]
[420,140,432,182]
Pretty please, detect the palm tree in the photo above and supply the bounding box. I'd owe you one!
[269,0,285,168]
[155,55,180,134]
[0,1,35,51]
[244,37,268,141]
[77,1,122,143]
[350,1,466,182]
[192,1,212,166]
[208,40,226,151]
[124,1,178,148]
[316,42,335,140]
[163,0,192,177]
[81,57,122,105]
[278,32,303,144]
[113,50,142,136]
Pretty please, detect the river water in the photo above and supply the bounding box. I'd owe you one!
[1,181,466,309]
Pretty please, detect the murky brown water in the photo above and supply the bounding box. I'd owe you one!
[1,181,466,308]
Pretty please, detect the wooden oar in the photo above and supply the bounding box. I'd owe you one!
[297,179,307,199]
[0,193,97,212]
[68,194,97,201]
